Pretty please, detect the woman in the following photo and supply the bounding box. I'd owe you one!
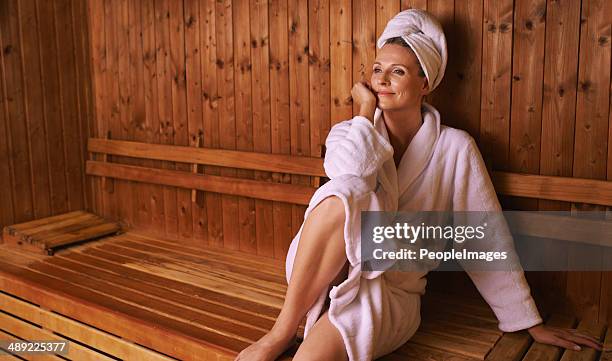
[236,9,603,361]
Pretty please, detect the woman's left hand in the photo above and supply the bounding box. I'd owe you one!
[527,324,604,351]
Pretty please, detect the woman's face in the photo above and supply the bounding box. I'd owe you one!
[371,44,429,111]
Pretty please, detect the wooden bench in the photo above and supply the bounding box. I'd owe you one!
[0,137,611,360]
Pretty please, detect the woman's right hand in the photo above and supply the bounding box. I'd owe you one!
[351,81,377,121]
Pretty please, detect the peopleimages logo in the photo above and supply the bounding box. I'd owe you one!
[372,222,487,244]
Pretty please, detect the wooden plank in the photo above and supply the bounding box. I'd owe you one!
[448,0,482,137]
[233,0,256,254]
[86,161,315,205]
[184,0,207,243]
[1,0,34,224]
[507,0,545,210]
[329,0,351,125]
[0,328,63,361]
[426,0,454,125]
[559,319,606,361]
[568,0,612,322]
[288,0,310,238]
[65,248,281,317]
[522,314,576,361]
[492,172,612,207]
[127,0,148,231]
[0,311,115,361]
[400,0,426,11]
[0,4,15,230]
[251,0,274,257]
[0,292,175,361]
[71,0,93,214]
[26,261,268,343]
[38,0,69,216]
[87,0,106,217]
[141,0,165,236]
[215,0,239,250]
[352,0,375,115]
[0,261,242,359]
[394,342,479,361]
[480,0,513,170]
[485,331,532,361]
[20,0,52,220]
[88,138,327,176]
[45,222,120,249]
[200,0,223,247]
[269,0,293,259]
[409,330,492,360]
[376,0,399,50]
[54,0,85,212]
[3,210,86,234]
[307,0,329,189]
[601,327,612,360]
[169,0,193,242]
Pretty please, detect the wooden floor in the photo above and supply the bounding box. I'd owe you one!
[0,231,610,360]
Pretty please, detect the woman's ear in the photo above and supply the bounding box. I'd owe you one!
[421,78,430,95]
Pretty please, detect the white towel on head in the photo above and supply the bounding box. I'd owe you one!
[377,9,447,92]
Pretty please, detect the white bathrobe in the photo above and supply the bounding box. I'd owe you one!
[285,103,542,361]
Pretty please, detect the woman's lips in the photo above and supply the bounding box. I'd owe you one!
[378,92,394,96]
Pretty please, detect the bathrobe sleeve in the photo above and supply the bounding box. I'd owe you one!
[452,137,543,332]
[324,116,394,180]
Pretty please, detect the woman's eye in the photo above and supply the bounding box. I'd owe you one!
[393,69,405,75]
[373,68,381,73]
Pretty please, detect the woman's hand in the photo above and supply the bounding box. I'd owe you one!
[351,80,377,122]
[527,324,604,352]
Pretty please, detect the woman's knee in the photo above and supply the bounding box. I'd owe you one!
[308,196,345,231]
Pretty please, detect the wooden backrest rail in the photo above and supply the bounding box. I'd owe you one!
[87,138,612,207]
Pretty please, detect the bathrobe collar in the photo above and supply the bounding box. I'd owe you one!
[374,102,441,200]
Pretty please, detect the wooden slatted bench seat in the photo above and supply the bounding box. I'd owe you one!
[2,138,612,360]
[0,231,610,360]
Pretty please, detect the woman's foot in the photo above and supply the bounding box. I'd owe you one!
[235,328,296,361]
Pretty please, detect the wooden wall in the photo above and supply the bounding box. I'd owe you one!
[76,0,612,323]
[0,0,93,230]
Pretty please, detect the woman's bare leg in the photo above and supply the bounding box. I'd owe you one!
[235,196,349,361]
[293,311,348,361]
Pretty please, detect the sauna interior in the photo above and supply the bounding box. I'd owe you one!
[0,0,611,360]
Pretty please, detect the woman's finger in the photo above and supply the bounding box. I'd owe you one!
[547,336,581,351]
[564,330,602,344]
[558,333,602,351]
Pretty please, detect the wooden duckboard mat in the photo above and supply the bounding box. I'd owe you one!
[0,231,609,360]
[1,211,120,255]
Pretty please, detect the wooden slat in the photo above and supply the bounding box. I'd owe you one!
[352,0,375,115]
[201,0,222,248]
[0,260,242,359]
[0,292,174,361]
[184,0,207,242]
[492,172,612,207]
[522,314,576,361]
[0,328,63,361]
[601,327,612,361]
[0,4,15,229]
[559,319,606,361]
[485,331,532,361]
[251,0,274,257]
[3,210,86,234]
[289,0,311,240]
[233,0,256,255]
[507,0,545,211]
[215,0,239,251]
[400,0,426,11]
[20,0,52,220]
[86,160,315,205]
[329,0,352,126]
[393,342,479,361]
[409,330,492,360]
[480,0,513,169]
[269,0,294,259]
[0,311,115,361]
[39,0,69,215]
